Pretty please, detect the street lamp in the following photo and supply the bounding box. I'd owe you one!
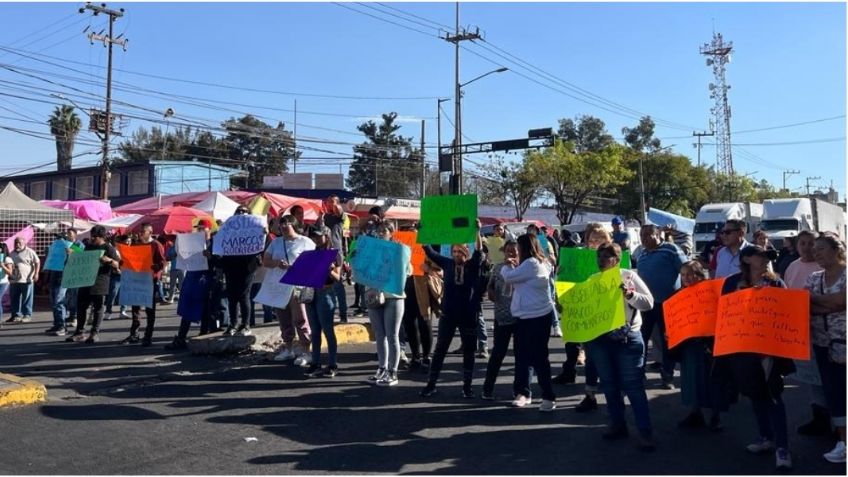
[451,66,508,194]
[640,144,676,224]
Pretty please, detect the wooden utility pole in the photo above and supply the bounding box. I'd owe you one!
[692,130,714,167]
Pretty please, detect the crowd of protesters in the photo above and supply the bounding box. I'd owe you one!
[1,196,844,470]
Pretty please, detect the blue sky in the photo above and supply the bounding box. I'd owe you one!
[0,1,844,202]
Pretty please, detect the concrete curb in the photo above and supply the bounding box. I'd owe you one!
[0,373,47,408]
[187,322,373,356]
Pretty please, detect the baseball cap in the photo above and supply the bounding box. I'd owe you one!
[611,216,623,226]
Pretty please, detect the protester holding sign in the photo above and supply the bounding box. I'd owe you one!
[481,239,518,400]
[717,245,794,470]
[501,233,557,411]
[219,207,265,337]
[44,234,72,335]
[121,223,166,347]
[65,226,119,344]
[670,260,724,432]
[804,233,847,464]
[166,221,214,351]
[420,221,484,399]
[585,242,656,450]
[302,225,342,379]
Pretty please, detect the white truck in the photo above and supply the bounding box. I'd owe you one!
[760,198,846,249]
[693,202,763,253]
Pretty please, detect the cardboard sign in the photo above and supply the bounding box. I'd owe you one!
[713,287,810,361]
[663,279,724,349]
[254,267,294,310]
[557,247,630,282]
[351,236,410,295]
[175,232,208,272]
[417,194,478,245]
[60,250,104,289]
[394,231,426,276]
[211,214,266,256]
[116,244,153,273]
[118,269,154,307]
[280,249,339,288]
[43,239,71,272]
[559,267,625,343]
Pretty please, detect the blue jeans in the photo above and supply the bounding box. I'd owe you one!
[9,282,33,317]
[332,281,348,319]
[306,287,338,367]
[589,331,653,435]
[65,287,78,317]
[48,272,67,328]
[751,396,789,449]
[368,297,404,372]
[0,282,8,318]
[106,273,121,313]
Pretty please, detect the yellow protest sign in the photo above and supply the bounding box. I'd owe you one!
[559,267,625,343]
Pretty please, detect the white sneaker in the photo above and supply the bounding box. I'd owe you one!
[120,310,130,318]
[539,399,557,412]
[274,348,295,362]
[293,353,312,367]
[511,395,531,408]
[376,371,398,387]
[367,368,386,384]
[746,437,775,454]
[104,313,113,321]
[775,448,793,470]
[824,441,846,463]
[552,326,562,338]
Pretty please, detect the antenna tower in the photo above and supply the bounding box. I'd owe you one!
[700,32,734,175]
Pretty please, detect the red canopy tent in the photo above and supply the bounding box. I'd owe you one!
[125,206,214,235]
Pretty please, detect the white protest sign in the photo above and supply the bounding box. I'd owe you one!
[175,232,208,272]
[211,214,266,256]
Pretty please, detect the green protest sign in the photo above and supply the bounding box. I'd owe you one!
[417,194,478,245]
[559,266,626,343]
[557,247,630,282]
[61,250,104,289]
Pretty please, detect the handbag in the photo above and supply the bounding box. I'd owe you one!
[365,289,385,308]
[294,287,314,304]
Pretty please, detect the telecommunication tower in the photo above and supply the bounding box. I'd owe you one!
[700,32,734,175]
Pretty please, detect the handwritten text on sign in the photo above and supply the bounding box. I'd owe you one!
[663,279,724,349]
[557,247,631,282]
[559,266,625,343]
[417,194,478,245]
[211,214,266,256]
[351,236,409,295]
[713,287,810,361]
[60,250,104,289]
[118,270,154,307]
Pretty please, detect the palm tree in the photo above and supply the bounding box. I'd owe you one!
[48,105,82,171]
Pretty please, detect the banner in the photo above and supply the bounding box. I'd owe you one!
[557,247,631,282]
[351,236,410,295]
[280,249,339,288]
[116,244,153,273]
[714,287,810,361]
[559,267,625,343]
[43,239,71,271]
[211,214,266,256]
[417,194,478,245]
[60,250,104,289]
[175,232,208,272]
[394,231,426,276]
[118,269,154,307]
[254,267,294,309]
[663,279,724,349]
[3,226,34,251]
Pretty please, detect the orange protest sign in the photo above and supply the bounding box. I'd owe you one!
[117,243,153,273]
[713,287,810,361]
[663,279,724,349]
[394,231,425,276]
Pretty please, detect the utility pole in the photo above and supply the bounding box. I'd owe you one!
[293,99,297,173]
[420,119,426,199]
[782,169,800,192]
[443,2,481,195]
[639,153,647,224]
[806,176,822,196]
[692,130,714,167]
[82,2,127,200]
[436,98,449,195]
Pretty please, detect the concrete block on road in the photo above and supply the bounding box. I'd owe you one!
[0,373,47,408]
[187,322,372,356]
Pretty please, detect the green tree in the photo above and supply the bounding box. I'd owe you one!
[477,155,539,220]
[48,104,82,171]
[223,115,298,189]
[622,116,662,153]
[527,139,632,224]
[614,150,709,219]
[557,115,614,153]
[347,112,421,197]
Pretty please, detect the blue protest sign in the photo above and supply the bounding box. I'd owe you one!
[44,239,71,271]
[118,270,154,307]
[350,236,410,295]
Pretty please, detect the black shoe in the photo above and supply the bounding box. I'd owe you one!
[678,411,706,429]
[304,364,322,378]
[462,384,475,399]
[420,383,437,397]
[797,405,832,436]
[84,333,99,344]
[602,424,629,440]
[637,434,656,452]
[648,361,663,371]
[340,317,348,324]
[121,334,140,345]
[65,332,84,342]
[448,346,464,355]
[708,414,724,432]
[552,372,576,385]
[223,326,237,337]
[323,365,338,378]
[165,337,188,351]
[575,395,598,413]
[409,359,422,370]
[44,326,62,334]
[141,338,152,347]
[476,349,489,359]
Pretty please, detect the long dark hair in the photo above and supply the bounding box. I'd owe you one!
[517,233,546,264]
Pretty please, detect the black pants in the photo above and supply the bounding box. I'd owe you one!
[640,306,675,382]
[428,313,477,385]
[75,290,105,334]
[403,278,432,360]
[563,342,599,389]
[514,314,556,401]
[353,283,365,309]
[224,269,254,328]
[130,279,159,340]
[483,321,516,395]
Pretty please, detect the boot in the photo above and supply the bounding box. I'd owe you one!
[122,318,141,344]
[797,404,832,436]
[141,315,156,347]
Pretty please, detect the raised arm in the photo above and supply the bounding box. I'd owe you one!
[423,245,453,271]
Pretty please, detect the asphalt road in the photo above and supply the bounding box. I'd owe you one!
[0,296,844,475]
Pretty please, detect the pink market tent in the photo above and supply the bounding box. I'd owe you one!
[114,190,323,220]
[41,199,113,222]
[114,191,215,215]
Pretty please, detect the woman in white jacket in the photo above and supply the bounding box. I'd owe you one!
[501,233,557,411]
[589,242,656,451]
